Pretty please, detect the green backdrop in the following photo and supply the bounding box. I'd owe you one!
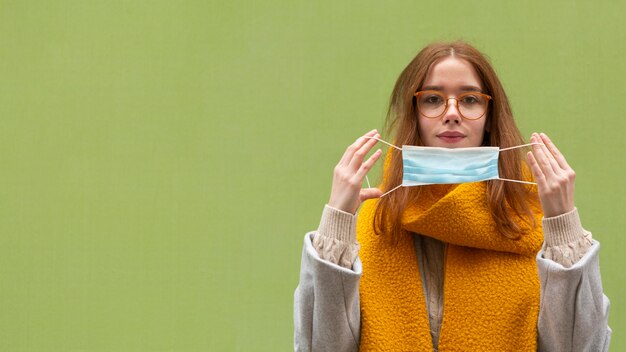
[1,1,624,350]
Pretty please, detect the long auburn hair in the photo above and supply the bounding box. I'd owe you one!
[374,41,537,240]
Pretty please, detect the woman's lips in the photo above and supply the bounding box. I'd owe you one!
[437,131,466,143]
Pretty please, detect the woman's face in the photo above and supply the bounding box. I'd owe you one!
[417,57,487,148]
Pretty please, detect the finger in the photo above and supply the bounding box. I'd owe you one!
[536,134,562,174]
[338,129,378,166]
[527,151,547,189]
[347,132,381,170]
[530,133,558,177]
[359,187,383,202]
[354,148,383,180]
[539,133,572,171]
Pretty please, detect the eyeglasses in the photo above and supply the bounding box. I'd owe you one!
[414,90,492,120]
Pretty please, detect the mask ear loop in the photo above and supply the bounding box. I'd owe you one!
[364,136,403,151]
[363,137,403,197]
[497,142,544,185]
[379,184,404,198]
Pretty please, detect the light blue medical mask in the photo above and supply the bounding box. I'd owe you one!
[402,145,500,186]
[365,137,540,197]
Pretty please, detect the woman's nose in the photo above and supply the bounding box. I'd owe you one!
[442,98,461,124]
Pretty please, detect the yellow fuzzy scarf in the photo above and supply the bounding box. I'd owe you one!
[356,182,544,351]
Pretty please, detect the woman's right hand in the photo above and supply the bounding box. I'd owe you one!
[328,129,384,214]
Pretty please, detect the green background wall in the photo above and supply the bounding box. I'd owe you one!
[1,1,623,350]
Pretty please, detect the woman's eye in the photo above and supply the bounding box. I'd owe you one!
[462,95,480,104]
[425,95,444,104]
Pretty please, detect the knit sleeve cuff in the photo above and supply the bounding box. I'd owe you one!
[317,204,358,243]
[542,207,585,247]
[310,205,359,269]
[541,207,594,268]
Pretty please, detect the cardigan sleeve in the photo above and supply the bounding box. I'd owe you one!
[294,206,363,351]
[536,209,611,351]
[294,232,361,352]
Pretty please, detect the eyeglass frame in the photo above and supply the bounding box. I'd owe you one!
[413,90,493,120]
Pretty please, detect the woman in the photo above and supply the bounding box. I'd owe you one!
[294,42,611,351]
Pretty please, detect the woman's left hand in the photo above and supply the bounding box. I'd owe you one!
[527,132,576,218]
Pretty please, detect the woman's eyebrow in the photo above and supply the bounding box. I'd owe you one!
[421,85,444,91]
[421,85,484,93]
[459,85,483,92]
